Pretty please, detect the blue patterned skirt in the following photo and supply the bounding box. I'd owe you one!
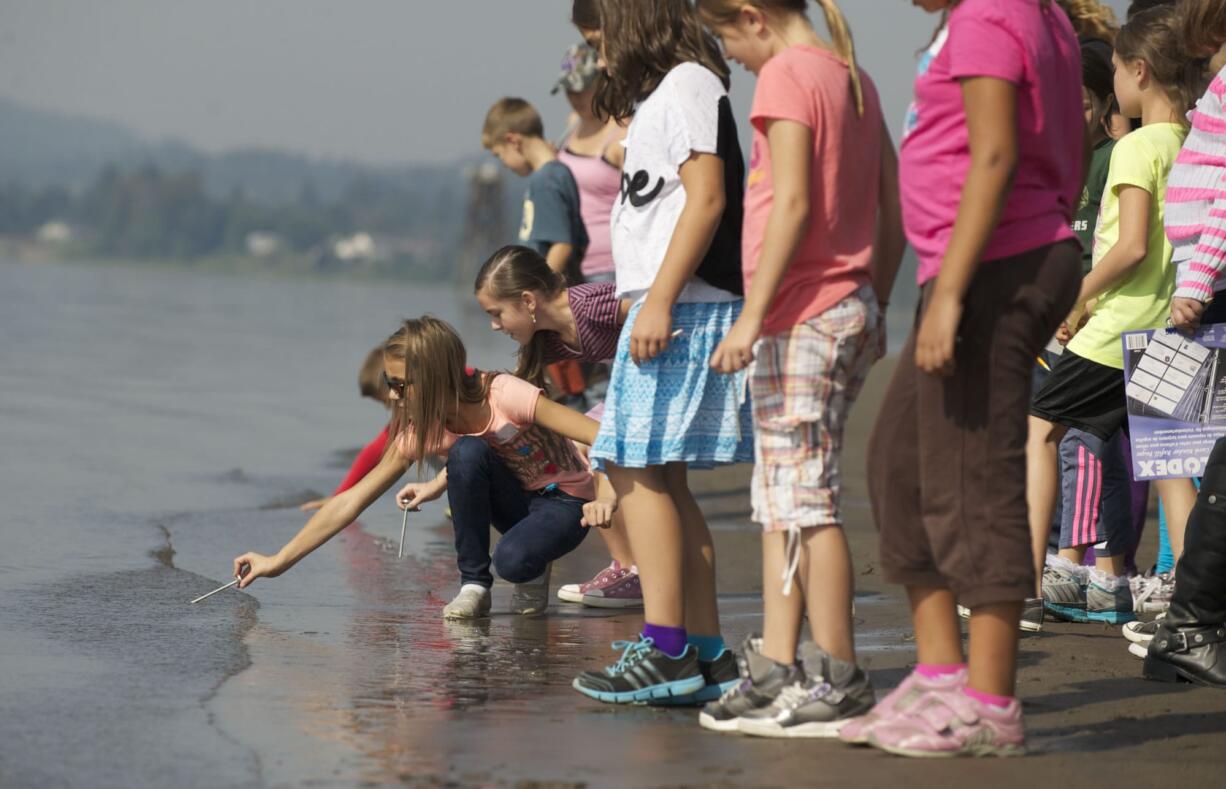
[590,300,754,470]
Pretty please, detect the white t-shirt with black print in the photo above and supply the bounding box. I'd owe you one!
[610,62,745,305]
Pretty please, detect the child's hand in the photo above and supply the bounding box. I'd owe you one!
[915,291,962,376]
[231,552,284,589]
[299,496,330,513]
[581,497,618,529]
[709,316,760,374]
[396,476,446,511]
[1055,321,1073,345]
[630,300,674,365]
[1171,297,1206,333]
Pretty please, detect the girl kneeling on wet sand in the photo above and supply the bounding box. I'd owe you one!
[233,316,616,619]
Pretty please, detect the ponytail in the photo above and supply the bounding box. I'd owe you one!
[816,0,863,116]
[473,245,567,389]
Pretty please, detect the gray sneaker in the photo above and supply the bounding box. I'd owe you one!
[698,635,800,732]
[1042,560,1087,622]
[1123,612,1166,645]
[1086,569,1135,624]
[1131,570,1176,614]
[443,584,492,619]
[736,641,875,738]
[510,563,551,615]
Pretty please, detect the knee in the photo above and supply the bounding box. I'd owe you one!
[447,437,493,480]
[492,540,541,584]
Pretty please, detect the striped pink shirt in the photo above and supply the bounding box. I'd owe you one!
[1170,66,1226,300]
[542,281,622,363]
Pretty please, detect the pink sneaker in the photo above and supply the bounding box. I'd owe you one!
[839,668,967,745]
[556,561,643,608]
[867,687,1026,758]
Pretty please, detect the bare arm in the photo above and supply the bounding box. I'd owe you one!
[1075,185,1150,306]
[545,242,575,277]
[916,77,1018,376]
[534,395,600,446]
[234,447,411,587]
[710,119,811,374]
[631,152,726,364]
[870,124,906,308]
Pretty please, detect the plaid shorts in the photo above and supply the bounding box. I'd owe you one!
[750,286,881,533]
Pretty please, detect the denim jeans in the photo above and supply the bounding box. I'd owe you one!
[446,436,589,587]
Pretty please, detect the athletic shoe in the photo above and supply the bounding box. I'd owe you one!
[1128,641,1148,659]
[510,563,551,615]
[958,598,1044,632]
[840,667,968,745]
[1131,570,1176,614]
[442,584,491,620]
[1123,614,1165,645]
[737,642,875,738]
[656,647,739,707]
[557,560,642,608]
[572,637,705,704]
[698,635,800,732]
[1042,559,1088,622]
[1084,568,1135,624]
[868,687,1026,758]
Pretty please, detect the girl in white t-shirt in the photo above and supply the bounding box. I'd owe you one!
[570,0,753,706]
[231,316,616,619]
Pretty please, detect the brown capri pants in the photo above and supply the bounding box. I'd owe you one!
[868,241,1081,608]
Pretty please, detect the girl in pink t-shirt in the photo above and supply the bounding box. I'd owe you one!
[857,0,1083,758]
[232,316,616,621]
[698,0,905,737]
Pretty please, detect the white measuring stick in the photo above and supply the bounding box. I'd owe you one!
[398,505,409,559]
[190,578,239,604]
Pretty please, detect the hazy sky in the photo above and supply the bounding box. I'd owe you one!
[0,0,1131,166]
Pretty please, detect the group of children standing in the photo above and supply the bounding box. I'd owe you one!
[231,0,1226,760]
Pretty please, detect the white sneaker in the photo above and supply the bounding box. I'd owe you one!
[1128,641,1148,659]
[510,563,551,615]
[443,584,491,620]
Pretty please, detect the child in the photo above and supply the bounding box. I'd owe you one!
[848,0,1083,757]
[474,244,643,609]
[299,346,391,513]
[694,0,904,737]
[569,0,753,705]
[232,317,617,621]
[1028,5,1199,626]
[554,43,626,285]
[482,98,588,282]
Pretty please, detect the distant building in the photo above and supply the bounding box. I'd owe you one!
[245,231,284,258]
[333,232,376,262]
[36,221,74,244]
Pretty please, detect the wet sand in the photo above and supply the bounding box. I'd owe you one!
[203,359,1226,787]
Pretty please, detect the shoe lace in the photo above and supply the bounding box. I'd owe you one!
[607,637,654,675]
[775,679,832,710]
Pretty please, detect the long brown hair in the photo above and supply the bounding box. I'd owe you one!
[1180,0,1226,58]
[594,0,730,121]
[1116,5,1206,128]
[696,0,864,115]
[474,245,565,389]
[382,316,491,467]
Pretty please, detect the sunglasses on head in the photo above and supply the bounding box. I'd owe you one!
[382,371,406,396]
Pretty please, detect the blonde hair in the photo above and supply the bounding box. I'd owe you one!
[481,98,545,149]
[474,245,566,389]
[1056,0,1118,44]
[382,317,491,468]
[697,0,863,115]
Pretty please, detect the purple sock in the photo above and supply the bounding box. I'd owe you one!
[642,623,687,658]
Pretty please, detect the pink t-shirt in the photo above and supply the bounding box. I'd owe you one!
[743,46,883,335]
[899,0,1082,284]
[395,374,595,501]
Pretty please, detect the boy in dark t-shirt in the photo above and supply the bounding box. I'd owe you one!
[482,97,588,282]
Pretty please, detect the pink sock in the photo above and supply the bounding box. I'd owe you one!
[963,686,1014,709]
[915,662,965,679]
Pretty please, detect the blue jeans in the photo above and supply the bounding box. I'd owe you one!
[446,437,589,587]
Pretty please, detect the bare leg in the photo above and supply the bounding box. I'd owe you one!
[605,463,683,627]
[1094,553,1126,576]
[594,510,635,568]
[908,586,964,666]
[967,601,1023,696]
[1026,415,1068,595]
[1057,546,1088,564]
[760,530,804,665]
[1155,477,1196,562]
[803,526,856,663]
[663,462,719,636]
